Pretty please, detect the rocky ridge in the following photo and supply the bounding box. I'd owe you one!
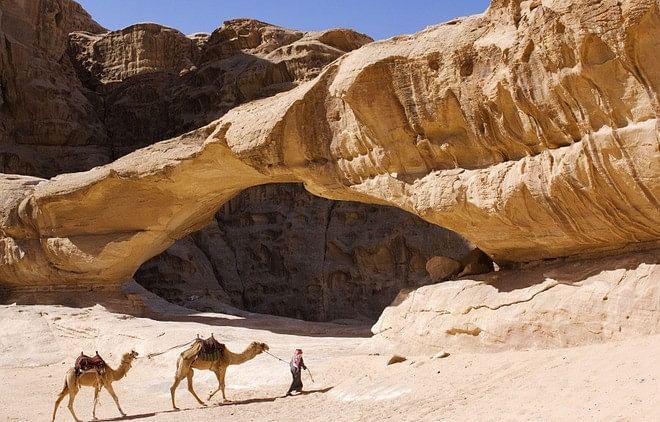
[372,248,659,352]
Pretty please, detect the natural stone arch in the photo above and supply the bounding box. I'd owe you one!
[0,0,658,288]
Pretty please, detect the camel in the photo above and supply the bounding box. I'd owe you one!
[52,350,139,422]
[170,337,269,410]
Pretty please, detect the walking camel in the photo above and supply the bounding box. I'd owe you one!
[52,350,139,422]
[170,336,269,409]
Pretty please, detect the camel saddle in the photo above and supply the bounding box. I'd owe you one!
[75,351,106,375]
[183,335,225,362]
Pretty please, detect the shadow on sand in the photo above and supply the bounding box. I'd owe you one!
[0,281,372,338]
[96,387,334,421]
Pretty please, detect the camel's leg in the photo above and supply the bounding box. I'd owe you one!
[170,374,184,410]
[219,366,229,402]
[52,382,68,422]
[170,358,190,410]
[92,386,100,420]
[207,366,228,402]
[66,387,82,422]
[187,369,206,406]
[104,383,126,417]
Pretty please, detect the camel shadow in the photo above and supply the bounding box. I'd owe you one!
[96,412,156,421]
[213,396,278,406]
[95,406,211,421]
[96,387,334,421]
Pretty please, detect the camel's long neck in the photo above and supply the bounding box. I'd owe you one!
[225,346,259,366]
[110,356,134,381]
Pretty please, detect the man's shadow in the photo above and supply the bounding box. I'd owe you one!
[216,386,334,405]
[294,387,334,396]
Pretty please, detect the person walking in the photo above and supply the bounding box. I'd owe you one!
[285,348,307,396]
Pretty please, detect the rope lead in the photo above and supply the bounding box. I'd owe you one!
[145,339,196,359]
[265,350,289,364]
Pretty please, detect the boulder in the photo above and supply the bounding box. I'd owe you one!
[426,256,462,282]
[387,355,407,365]
[457,249,494,278]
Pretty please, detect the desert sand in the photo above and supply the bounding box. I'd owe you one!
[1,283,658,422]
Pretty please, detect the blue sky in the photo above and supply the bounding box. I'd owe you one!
[77,1,490,40]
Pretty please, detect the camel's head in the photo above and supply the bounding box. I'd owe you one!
[250,342,269,354]
[126,350,139,360]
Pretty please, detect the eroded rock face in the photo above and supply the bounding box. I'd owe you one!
[135,184,470,321]
[66,19,373,157]
[372,249,660,352]
[1,10,372,176]
[68,24,200,84]
[0,0,658,299]
[0,0,109,174]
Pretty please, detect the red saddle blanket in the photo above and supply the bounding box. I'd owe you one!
[75,352,106,374]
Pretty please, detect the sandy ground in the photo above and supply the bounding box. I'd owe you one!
[0,294,658,422]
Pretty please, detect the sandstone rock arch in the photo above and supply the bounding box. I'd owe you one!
[1,0,658,287]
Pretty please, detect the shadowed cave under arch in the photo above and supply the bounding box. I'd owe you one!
[134,182,472,322]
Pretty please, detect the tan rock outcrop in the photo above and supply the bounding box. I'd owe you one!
[68,23,200,84]
[0,0,659,288]
[372,249,660,352]
[425,256,461,282]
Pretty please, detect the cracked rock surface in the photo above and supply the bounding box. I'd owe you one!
[372,249,660,352]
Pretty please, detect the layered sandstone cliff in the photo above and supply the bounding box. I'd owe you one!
[0,0,108,175]
[0,2,373,176]
[65,18,372,157]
